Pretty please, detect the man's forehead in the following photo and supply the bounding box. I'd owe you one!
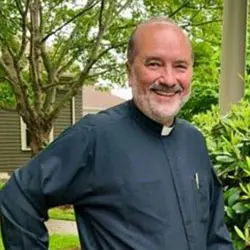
[133,22,192,55]
[135,21,183,37]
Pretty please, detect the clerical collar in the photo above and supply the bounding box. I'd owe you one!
[161,125,174,136]
[128,100,175,136]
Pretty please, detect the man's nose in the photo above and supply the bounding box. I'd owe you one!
[160,67,177,85]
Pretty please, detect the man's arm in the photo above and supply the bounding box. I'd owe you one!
[0,123,94,249]
[207,168,234,250]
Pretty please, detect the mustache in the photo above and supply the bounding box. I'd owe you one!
[150,82,183,93]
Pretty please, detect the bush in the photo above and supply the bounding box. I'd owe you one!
[192,101,250,250]
[179,80,218,120]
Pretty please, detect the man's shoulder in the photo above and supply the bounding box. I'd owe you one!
[77,101,131,129]
[53,101,130,143]
[176,119,210,157]
[176,118,204,139]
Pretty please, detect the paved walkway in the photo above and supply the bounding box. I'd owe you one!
[45,219,78,235]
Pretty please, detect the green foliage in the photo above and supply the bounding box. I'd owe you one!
[49,207,75,221]
[193,101,250,249]
[168,0,223,120]
[179,44,220,120]
[0,82,16,107]
[0,234,80,250]
[49,234,80,250]
[0,180,6,190]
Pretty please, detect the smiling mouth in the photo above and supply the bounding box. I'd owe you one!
[151,89,181,97]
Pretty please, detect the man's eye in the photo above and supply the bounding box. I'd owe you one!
[147,62,161,67]
[176,64,187,69]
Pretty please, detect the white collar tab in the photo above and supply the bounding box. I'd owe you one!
[161,126,174,136]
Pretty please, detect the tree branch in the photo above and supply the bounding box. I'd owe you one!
[183,19,222,28]
[53,27,78,71]
[189,10,201,22]
[0,57,19,91]
[42,80,69,92]
[113,23,135,31]
[41,30,79,112]
[45,41,125,91]
[88,63,119,78]
[29,0,43,113]
[40,43,58,111]
[76,0,115,84]
[117,0,133,15]
[89,41,127,69]
[39,1,55,79]
[42,1,98,43]
[17,0,30,60]
[43,87,57,114]
[57,52,80,75]
[98,0,105,30]
[14,0,24,16]
[0,37,17,61]
[169,1,190,18]
[47,1,117,122]
[40,42,53,75]
[0,56,31,118]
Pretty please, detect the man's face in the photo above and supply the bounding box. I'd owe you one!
[127,22,193,125]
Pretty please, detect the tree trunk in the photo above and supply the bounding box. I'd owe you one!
[28,122,52,156]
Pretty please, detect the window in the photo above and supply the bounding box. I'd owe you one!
[72,96,76,124]
[20,117,54,151]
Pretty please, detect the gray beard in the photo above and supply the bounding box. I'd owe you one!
[132,87,191,126]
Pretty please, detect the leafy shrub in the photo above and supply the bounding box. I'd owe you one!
[192,101,250,250]
[179,39,221,121]
[179,80,218,120]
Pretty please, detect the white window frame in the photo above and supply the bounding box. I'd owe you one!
[20,117,54,151]
[72,96,76,124]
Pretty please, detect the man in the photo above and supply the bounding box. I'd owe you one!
[0,17,233,249]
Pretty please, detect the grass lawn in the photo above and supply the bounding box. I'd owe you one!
[49,206,75,221]
[49,234,80,249]
[0,233,80,249]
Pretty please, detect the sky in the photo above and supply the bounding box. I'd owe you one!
[111,86,132,100]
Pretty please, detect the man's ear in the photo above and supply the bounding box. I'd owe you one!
[125,61,131,74]
[126,61,133,87]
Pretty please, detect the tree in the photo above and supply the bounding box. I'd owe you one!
[0,0,223,155]
[0,0,139,154]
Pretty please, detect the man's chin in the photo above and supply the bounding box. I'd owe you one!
[153,109,179,120]
[149,100,182,117]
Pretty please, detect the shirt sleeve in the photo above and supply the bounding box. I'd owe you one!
[0,122,95,249]
[207,168,235,250]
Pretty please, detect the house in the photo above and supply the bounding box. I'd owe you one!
[0,86,125,173]
[82,85,125,115]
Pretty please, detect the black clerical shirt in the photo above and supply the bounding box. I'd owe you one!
[0,100,233,250]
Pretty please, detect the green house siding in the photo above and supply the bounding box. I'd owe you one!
[0,110,30,172]
[54,102,72,138]
[0,90,82,172]
[75,89,83,122]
